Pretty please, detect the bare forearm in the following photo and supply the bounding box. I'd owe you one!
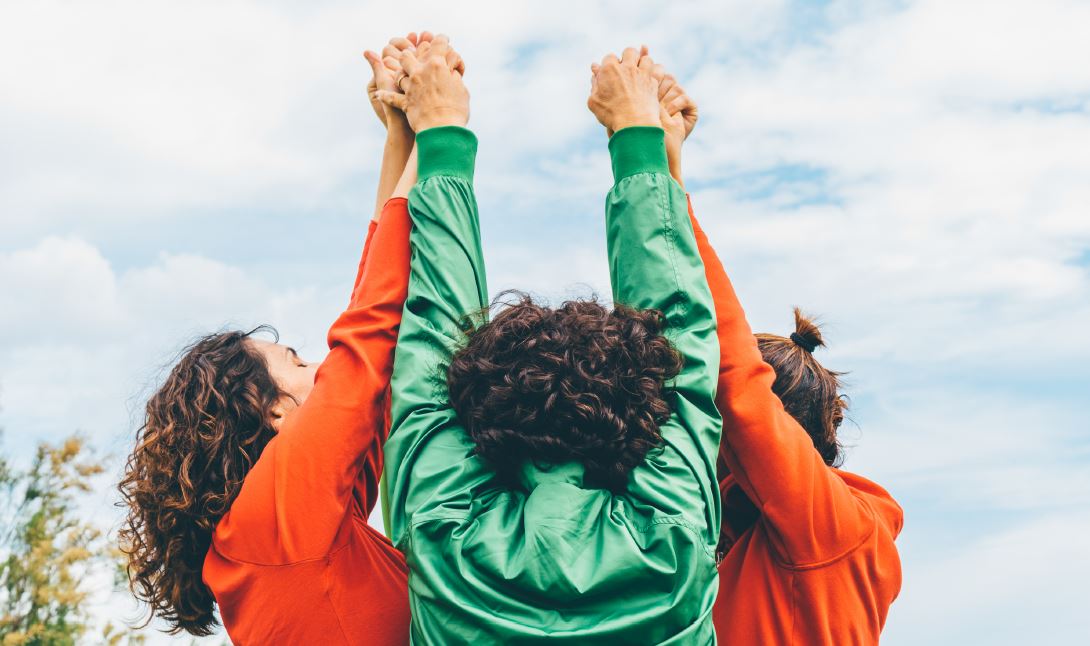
[392,145,418,199]
[666,138,684,190]
[373,111,414,220]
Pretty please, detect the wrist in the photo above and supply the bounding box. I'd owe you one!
[668,157,684,190]
[665,136,683,179]
[384,110,413,140]
[609,111,661,133]
[415,108,469,132]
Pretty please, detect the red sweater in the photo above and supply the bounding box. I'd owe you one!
[689,198,904,645]
[203,198,412,645]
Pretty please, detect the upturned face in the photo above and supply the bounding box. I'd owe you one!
[247,338,319,428]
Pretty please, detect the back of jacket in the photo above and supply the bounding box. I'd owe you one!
[384,126,723,644]
[714,472,903,645]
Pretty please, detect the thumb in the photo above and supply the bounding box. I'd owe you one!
[669,94,694,115]
[374,89,408,111]
[364,50,383,75]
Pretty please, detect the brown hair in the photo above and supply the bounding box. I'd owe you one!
[118,326,284,635]
[756,308,847,466]
[447,292,683,492]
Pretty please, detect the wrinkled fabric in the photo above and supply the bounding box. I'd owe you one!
[204,198,412,644]
[687,198,904,645]
[384,126,723,644]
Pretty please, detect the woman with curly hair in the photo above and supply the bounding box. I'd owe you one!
[655,68,904,645]
[373,43,723,643]
[117,33,433,644]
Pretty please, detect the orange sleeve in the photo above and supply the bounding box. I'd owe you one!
[349,219,380,306]
[688,196,874,567]
[214,198,411,563]
[347,214,394,521]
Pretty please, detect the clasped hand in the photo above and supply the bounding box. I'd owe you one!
[365,35,698,156]
[369,33,469,132]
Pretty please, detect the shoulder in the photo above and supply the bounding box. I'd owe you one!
[835,469,904,538]
[207,437,282,561]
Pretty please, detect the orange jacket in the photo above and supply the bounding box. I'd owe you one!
[689,198,904,645]
[203,198,411,645]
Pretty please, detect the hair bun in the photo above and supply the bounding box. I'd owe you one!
[789,332,818,353]
[791,307,825,353]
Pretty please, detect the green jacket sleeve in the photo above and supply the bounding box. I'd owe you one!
[605,126,723,542]
[383,126,491,546]
[381,126,721,644]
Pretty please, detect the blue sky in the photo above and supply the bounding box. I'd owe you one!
[2,0,1089,643]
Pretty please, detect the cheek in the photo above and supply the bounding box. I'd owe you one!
[295,366,319,400]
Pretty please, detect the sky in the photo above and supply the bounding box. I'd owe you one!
[1,0,1089,643]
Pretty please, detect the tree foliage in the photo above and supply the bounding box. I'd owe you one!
[0,435,143,646]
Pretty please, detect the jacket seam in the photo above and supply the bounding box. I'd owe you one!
[658,175,684,300]
[324,558,353,646]
[210,537,351,568]
[769,502,879,571]
[610,171,686,318]
[618,172,689,348]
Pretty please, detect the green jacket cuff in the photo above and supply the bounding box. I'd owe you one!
[608,126,669,182]
[416,126,478,183]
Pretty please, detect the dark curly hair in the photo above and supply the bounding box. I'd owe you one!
[118,326,284,636]
[756,308,848,467]
[447,292,683,493]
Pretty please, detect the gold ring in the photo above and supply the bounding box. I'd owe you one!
[396,74,408,92]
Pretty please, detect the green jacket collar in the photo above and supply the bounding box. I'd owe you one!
[518,460,586,491]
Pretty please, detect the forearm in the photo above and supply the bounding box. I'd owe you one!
[688,201,870,562]
[349,220,379,306]
[666,137,684,190]
[688,203,807,482]
[372,111,415,220]
[255,198,412,559]
[605,127,715,382]
[386,126,488,542]
[391,145,418,200]
[606,126,722,534]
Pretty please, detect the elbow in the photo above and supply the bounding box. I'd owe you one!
[717,363,780,426]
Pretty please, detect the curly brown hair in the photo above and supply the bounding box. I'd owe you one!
[118,326,284,636]
[447,293,683,493]
[756,308,848,466]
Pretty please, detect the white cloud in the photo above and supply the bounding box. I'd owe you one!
[0,238,123,338]
[852,387,1090,510]
[0,0,786,230]
[884,512,1090,645]
[2,0,1089,643]
[0,237,342,453]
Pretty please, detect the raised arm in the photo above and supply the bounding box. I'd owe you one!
[658,72,877,564]
[689,202,874,566]
[344,34,418,305]
[364,33,420,221]
[213,45,417,563]
[589,48,723,539]
[218,202,413,563]
[376,37,491,545]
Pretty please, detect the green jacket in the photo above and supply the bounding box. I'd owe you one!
[385,125,723,645]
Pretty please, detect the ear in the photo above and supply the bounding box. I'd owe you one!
[269,402,287,432]
[831,395,849,430]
